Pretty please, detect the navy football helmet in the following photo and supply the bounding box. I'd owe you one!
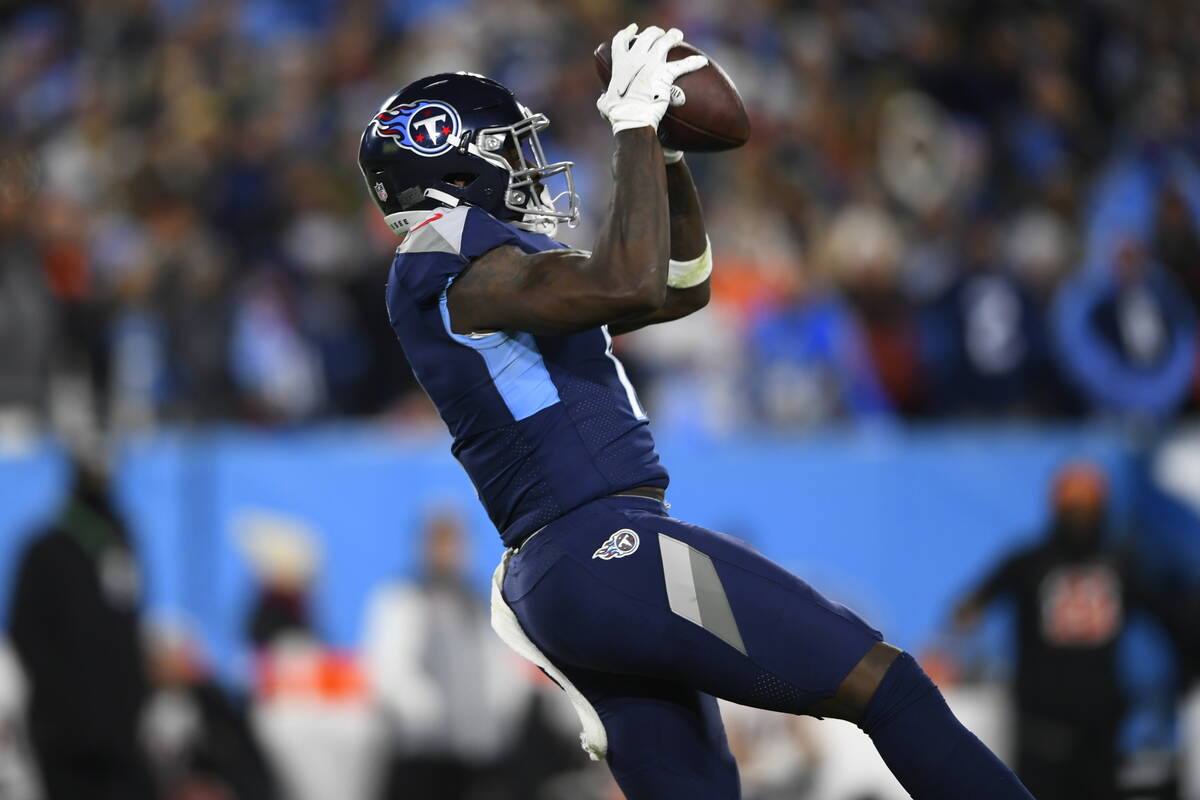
[359,72,579,236]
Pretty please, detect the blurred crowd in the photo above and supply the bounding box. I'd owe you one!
[2,461,617,800]
[1,0,1199,437]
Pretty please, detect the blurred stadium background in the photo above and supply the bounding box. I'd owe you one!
[1,0,1199,798]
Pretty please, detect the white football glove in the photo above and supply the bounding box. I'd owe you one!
[596,24,708,135]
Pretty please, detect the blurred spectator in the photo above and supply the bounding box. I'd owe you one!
[822,205,925,416]
[361,508,528,800]
[251,640,386,800]
[143,623,279,800]
[1053,239,1197,422]
[1152,184,1200,413]
[496,671,604,800]
[0,157,53,421]
[719,701,822,799]
[240,512,388,800]
[8,458,156,800]
[748,263,892,427]
[920,219,1070,416]
[1153,185,1200,313]
[1005,207,1076,300]
[0,640,41,800]
[238,511,321,649]
[229,271,325,424]
[950,461,1185,800]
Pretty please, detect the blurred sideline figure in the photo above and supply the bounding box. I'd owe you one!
[8,458,157,800]
[718,701,822,799]
[143,622,279,800]
[952,461,1185,799]
[239,512,322,650]
[0,640,40,800]
[362,509,528,800]
[239,512,387,800]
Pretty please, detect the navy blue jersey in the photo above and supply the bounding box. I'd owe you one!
[385,206,669,545]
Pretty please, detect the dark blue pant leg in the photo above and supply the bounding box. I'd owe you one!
[556,664,740,800]
[505,497,1030,799]
[506,498,881,712]
[504,498,872,799]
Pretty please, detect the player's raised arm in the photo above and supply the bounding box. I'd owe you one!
[446,25,707,337]
[608,149,712,335]
[447,128,666,336]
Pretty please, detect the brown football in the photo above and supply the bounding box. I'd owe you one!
[594,39,750,153]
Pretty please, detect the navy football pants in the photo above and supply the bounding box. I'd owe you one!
[503,495,883,798]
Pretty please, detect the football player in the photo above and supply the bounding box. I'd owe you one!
[359,24,1032,800]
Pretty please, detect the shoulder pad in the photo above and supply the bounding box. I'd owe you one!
[398,206,524,263]
[397,206,472,259]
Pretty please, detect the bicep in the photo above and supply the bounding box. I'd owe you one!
[446,246,655,336]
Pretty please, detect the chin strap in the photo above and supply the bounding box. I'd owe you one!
[511,215,559,237]
[510,184,578,237]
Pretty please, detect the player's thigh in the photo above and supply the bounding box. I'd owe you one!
[504,499,882,713]
[652,512,884,709]
[562,663,740,800]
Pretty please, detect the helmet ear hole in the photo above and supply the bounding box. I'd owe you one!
[442,173,477,188]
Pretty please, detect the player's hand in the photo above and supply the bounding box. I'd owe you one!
[596,24,707,135]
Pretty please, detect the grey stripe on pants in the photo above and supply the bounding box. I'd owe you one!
[658,533,747,655]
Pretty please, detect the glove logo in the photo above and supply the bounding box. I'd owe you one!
[373,100,461,157]
[592,529,640,560]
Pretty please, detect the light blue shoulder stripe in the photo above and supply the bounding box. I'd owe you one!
[438,281,561,421]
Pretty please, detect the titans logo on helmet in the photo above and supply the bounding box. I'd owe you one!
[373,100,461,157]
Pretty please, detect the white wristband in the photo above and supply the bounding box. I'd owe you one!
[667,236,712,289]
[662,147,684,165]
[611,118,657,134]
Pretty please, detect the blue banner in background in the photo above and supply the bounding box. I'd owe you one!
[0,425,1158,681]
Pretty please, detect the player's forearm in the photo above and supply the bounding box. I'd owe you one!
[607,282,710,336]
[606,157,711,335]
[666,158,706,260]
[588,127,670,311]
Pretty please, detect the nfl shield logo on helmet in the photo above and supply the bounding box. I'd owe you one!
[373,181,388,201]
[593,529,640,560]
[373,100,461,158]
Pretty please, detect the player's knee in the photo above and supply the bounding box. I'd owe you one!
[807,641,913,723]
[856,649,941,735]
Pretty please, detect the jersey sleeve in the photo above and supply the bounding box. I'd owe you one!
[458,206,525,260]
[391,206,524,306]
